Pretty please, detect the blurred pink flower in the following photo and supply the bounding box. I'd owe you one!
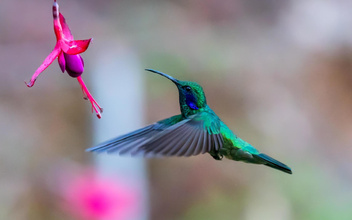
[26,0,102,118]
[61,171,138,220]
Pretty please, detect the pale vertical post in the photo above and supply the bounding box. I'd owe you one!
[90,43,149,220]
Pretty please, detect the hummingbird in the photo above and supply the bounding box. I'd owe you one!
[87,69,292,174]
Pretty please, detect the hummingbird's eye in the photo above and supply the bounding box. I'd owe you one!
[184,86,192,92]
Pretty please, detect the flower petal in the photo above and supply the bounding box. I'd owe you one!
[60,39,92,55]
[64,53,84,78]
[58,52,66,73]
[59,13,73,41]
[26,44,61,87]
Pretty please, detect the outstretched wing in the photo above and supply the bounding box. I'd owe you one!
[86,111,223,157]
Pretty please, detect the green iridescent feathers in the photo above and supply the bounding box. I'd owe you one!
[87,69,292,174]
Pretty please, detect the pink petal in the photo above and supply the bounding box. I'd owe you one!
[58,52,65,73]
[26,44,61,87]
[60,39,92,55]
[77,76,103,119]
[61,173,138,220]
[59,13,73,41]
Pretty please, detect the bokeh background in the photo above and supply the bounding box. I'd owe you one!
[1,0,352,219]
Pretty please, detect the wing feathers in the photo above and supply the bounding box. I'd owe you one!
[86,112,224,158]
[173,128,199,156]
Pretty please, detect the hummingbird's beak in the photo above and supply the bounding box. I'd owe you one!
[145,69,180,85]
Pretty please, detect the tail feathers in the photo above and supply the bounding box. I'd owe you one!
[254,153,292,174]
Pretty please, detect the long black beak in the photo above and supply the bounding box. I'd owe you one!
[145,69,180,85]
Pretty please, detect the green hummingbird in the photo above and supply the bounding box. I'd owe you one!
[87,69,292,174]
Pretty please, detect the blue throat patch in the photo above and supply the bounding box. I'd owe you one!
[186,94,199,110]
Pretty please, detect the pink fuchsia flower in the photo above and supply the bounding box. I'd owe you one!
[26,0,102,118]
[60,171,138,220]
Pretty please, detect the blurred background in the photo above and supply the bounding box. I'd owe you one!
[1,0,352,219]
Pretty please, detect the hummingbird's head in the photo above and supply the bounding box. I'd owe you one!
[146,69,207,116]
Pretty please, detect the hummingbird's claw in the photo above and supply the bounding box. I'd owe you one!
[211,153,223,161]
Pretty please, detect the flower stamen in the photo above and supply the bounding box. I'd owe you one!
[77,76,103,119]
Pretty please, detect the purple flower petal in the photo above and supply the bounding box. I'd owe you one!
[58,52,66,73]
[64,53,84,78]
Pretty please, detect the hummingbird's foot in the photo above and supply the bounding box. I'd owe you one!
[210,153,223,161]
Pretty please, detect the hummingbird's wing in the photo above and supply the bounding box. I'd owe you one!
[86,114,184,154]
[86,111,223,157]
